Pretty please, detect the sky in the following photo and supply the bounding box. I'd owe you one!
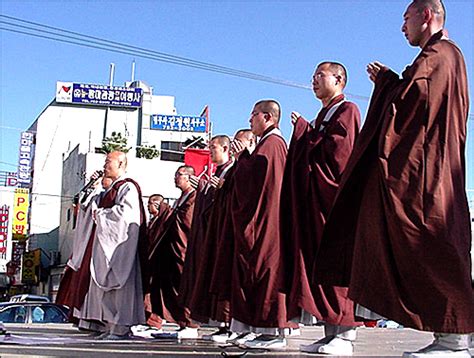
[1,0,473,195]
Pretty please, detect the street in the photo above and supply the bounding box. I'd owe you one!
[2,322,471,357]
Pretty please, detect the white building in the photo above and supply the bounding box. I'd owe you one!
[24,79,208,296]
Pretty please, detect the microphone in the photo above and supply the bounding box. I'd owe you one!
[78,170,104,205]
[79,170,104,194]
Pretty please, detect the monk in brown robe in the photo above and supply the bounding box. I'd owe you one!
[179,135,234,340]
[314,1,473,357]
[203,130,257,344]
[229,100,295,350]
[148,165,197,339]
[142,194,171,331]
[281,62,361,355]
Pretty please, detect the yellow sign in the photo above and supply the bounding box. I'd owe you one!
[12,188,29,241]
[21,249,40,284]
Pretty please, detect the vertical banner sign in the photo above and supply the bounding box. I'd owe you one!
[0,187,15,273]
[17,131,34,187]
[21,250,40,284]
[12,188,29,241]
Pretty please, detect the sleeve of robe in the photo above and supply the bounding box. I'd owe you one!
[92,182,141,290]
[67,189,102,271]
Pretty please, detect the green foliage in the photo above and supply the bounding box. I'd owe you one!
[136,144,160,159]
[100,132,131,153]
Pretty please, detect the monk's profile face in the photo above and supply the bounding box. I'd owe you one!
[209,139,226,164]
[147,197,162,216]
[402,4,425,47]
[174,168,190,190]
[235,132,256,152]
[103,152,125,181]
[312,64,339,102]
[249,104,269,137]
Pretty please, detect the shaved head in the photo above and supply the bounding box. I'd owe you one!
[410,0,446,24]
[104,151,127,181]
[254,100,281,125]
[211,135,231,148]
[234,129,256,142]
[317,61,348,88]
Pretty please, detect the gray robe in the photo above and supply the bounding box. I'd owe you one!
[80,179,145,327]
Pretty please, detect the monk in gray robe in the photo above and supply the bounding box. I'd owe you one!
[315,1,473,357]
[80,151,146,339]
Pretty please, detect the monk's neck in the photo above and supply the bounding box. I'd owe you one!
[321,92,343,107]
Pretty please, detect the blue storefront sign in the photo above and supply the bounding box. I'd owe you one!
[17,131,34,188]
[56,82,143,108]
[150,115,207,133]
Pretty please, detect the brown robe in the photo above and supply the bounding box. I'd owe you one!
[144,202,171,326]
[230,130,289,328]
[179,178,217,322]
[314,30,474,333]
[148,189,197,328]
[147,202,172,250]
[208,165,237,311]
[185,161,234,323]
[281,96,361,326]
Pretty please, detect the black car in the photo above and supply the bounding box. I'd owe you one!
[0,302,69,324]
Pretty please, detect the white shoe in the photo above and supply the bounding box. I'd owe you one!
[202,327,227,341]
[212,331,238,344]
[402,342,471,357]
[317,336,353,355]
[228,332,259,345]
[243,335,287,350]
[282,327,301,337]
[300,335,336,353]
[176,327,198,339]
[131,325,163,338]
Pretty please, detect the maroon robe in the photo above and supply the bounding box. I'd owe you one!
[179,177,217,322]
[208,165,237,306]
[185,161,234,323]
[281,95,361,326]
[144,202,171,326]
[230,130,289,328]
[147,202,172,250]
[148,189,197,327]
[315,30,474,333]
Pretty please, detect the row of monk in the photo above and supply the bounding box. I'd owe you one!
[56,0,473,356]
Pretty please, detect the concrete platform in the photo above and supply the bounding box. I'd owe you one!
[0,323,472,357]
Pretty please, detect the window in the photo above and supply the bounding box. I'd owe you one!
[0,306,27,323]
[160,141,184,162]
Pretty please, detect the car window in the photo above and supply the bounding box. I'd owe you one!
[36,305,67,323]
[32,306,45,323]
[0,306,27,323]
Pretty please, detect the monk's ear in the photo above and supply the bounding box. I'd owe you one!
[422,7,433,23]
[264,112,272,123]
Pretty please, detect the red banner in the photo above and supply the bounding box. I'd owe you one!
[184,148,215,178]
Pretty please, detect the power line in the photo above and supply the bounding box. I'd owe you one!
[0,15,312,91]
[0,14,473,119]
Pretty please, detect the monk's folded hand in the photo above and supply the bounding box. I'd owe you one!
[367,61,388,83]
[189,175,199,189]
[291,111,301,125]
[231,139,246,156]
[209,176,221,189]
